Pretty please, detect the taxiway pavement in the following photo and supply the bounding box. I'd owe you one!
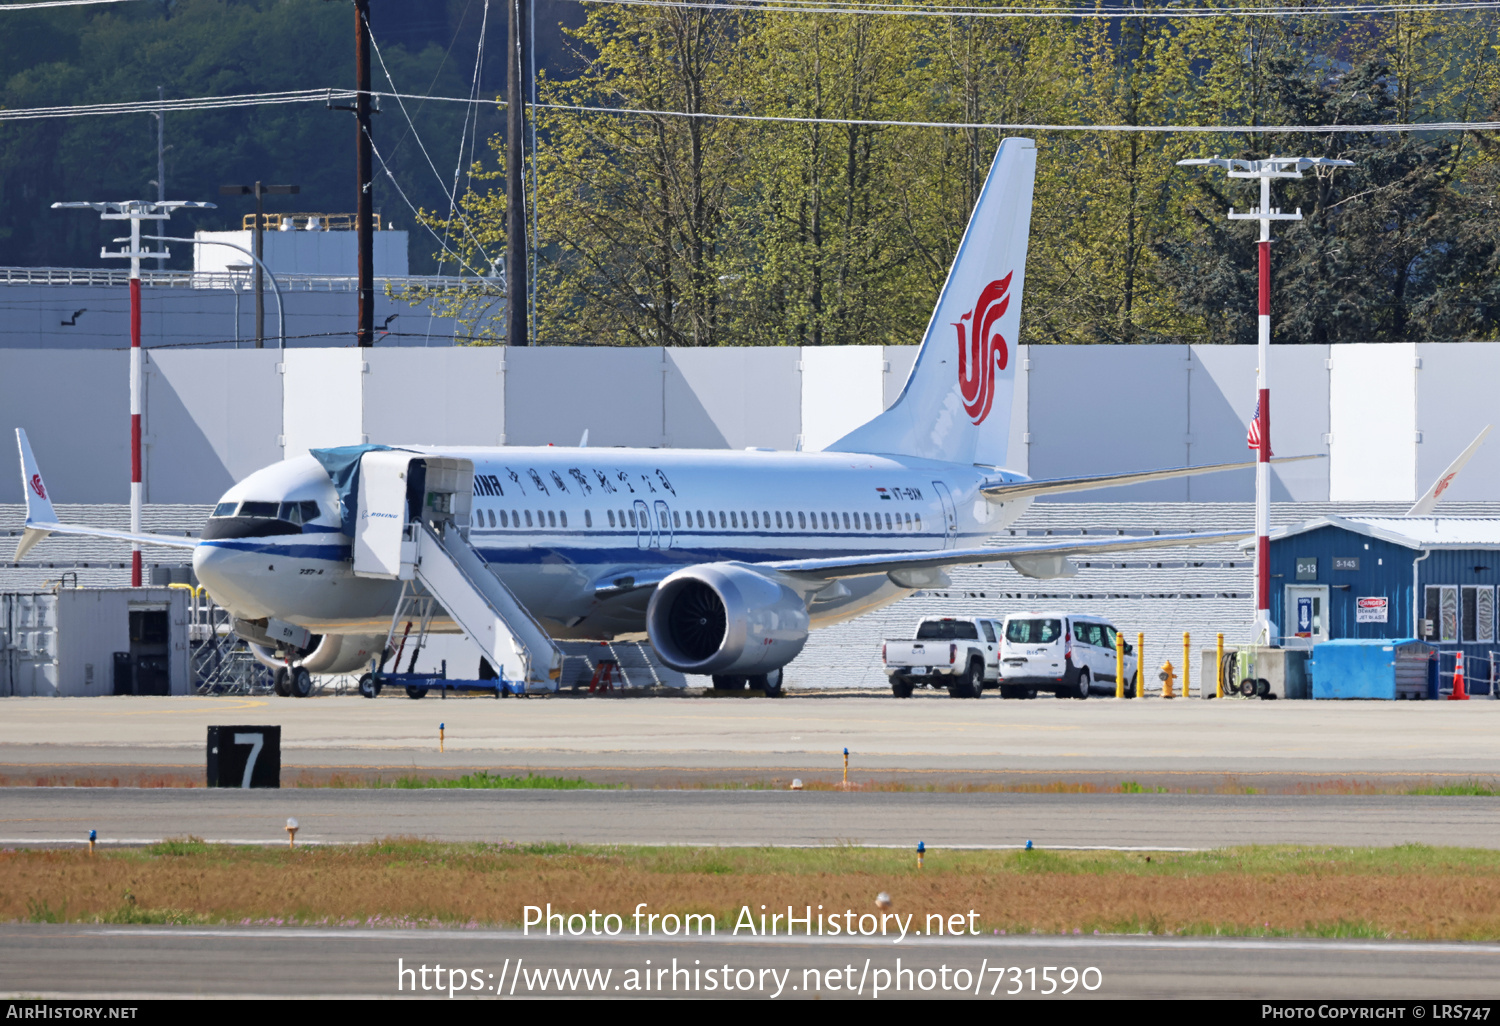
[3,695,1500,788]
[0,924,1493,999]
[0,789,1492,848]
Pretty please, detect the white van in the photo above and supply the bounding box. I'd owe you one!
[997,611,1137,699]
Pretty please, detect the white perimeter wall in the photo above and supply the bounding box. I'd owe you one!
[3,343,1498,506]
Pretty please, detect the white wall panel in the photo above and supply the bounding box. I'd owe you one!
[0,351,128,504]
[14,342,1500,508]
[1189,345,1329,502]
[144,350,284,502]
[665,347,801,450]
[1329,343,1417,501]
[1006,344,1030,474]
[281,348,365,458]
[1415,343,1500,504]
[882,345,919,410]
[801,346,885,452]
[364,348,505,447]
[1029,345,1191,500]
[504,346,665,448]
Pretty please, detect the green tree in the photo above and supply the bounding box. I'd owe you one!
[0,0,479,273]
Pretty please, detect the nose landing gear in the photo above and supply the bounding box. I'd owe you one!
[273,665,314,698]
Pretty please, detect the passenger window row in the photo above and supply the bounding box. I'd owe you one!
[477,509,575,529]
[472,506,925,533]
[671,509,922,532]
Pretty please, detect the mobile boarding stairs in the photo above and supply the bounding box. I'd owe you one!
[352,452,563,696]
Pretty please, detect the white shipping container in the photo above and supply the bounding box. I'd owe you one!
[0,587,189,696]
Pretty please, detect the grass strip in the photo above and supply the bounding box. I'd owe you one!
[7,774,1500,795]
[317,771,621,790]
[6,840,1500,940]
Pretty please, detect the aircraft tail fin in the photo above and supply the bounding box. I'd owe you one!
[827,137,1036,466]
[15,429,57,560]
[1407,425,1491,517]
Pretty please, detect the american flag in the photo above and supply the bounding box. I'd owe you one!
[1247,400,1263,450]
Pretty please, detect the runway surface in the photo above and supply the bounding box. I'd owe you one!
[4,695,1500,787]
[1,924,1493,999]
[2,789,1493,848]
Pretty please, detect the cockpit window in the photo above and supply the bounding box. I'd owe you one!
[278,501,303,525]
[300,500,321,523]
[211,502,239,518]
[239,501,279,518]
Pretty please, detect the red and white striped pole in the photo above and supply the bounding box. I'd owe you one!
[1254,176,1272,641]
[51,198,215,589]
[128,211,143,586]
[1176,154,1353,646]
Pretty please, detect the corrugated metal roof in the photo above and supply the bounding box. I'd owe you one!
[1263,515,1500,550]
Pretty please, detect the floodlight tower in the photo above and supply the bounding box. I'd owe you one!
[1177,154,1352,645]
[51,198,215,586]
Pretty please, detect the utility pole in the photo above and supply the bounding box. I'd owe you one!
[220,182,299,347]
[355,0,375,347]
[51,198,215,587]
[154,86,165,272]
[1178,154,1352,645]
[506,0,528,347]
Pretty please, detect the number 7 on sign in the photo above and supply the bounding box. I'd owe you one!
[233,732,264,789]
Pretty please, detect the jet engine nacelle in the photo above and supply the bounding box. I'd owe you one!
[646,563,810,675]
[248,633,386,675]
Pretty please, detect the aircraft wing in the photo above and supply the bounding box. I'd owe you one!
[13,428,199,560]
[15,519,198,559]
[763,528,1250,582]
[981,454,1322,503]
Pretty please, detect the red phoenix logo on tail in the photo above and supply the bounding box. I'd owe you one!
[955,273,1012,425]
[29,473,45,500]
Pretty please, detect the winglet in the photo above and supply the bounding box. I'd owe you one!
[15,429,58,561]
[1407,425,1491,517]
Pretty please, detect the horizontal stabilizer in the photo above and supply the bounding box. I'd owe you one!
[981,454,1323,504]
[13,428,198,560]
[17,520,198,557]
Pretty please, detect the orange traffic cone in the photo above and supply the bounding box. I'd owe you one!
[1451,651,1471,701]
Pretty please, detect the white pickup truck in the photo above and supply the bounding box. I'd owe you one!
[881,616,1002,698]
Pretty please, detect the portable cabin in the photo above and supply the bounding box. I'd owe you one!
[1256,516,1500,694]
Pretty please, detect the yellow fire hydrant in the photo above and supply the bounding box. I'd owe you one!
[1159,661,1176,699]
[1115,631,1126,699]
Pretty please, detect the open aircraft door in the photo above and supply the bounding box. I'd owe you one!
[350,451,561,687]
[353,452,474,579]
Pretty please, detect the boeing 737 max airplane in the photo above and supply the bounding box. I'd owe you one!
[13,138,1309,695]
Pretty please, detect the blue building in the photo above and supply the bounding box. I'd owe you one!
[1262,516,1500,692]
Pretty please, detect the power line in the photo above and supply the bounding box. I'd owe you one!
[363,123,495,280]
[0,0,143,9]
[366,21,499,274]
[531,98,1500,134]
[4,85,1499,134]
[575,0,1500,17]
[440,0,491,285]
[0,88,349,122]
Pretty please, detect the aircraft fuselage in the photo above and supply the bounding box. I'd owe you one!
[192,446,1031,640]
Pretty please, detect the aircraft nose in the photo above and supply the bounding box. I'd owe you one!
[193,542,269,617]
[192,543,231,601]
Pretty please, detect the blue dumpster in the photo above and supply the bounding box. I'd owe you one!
[1308,639,1436,700]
